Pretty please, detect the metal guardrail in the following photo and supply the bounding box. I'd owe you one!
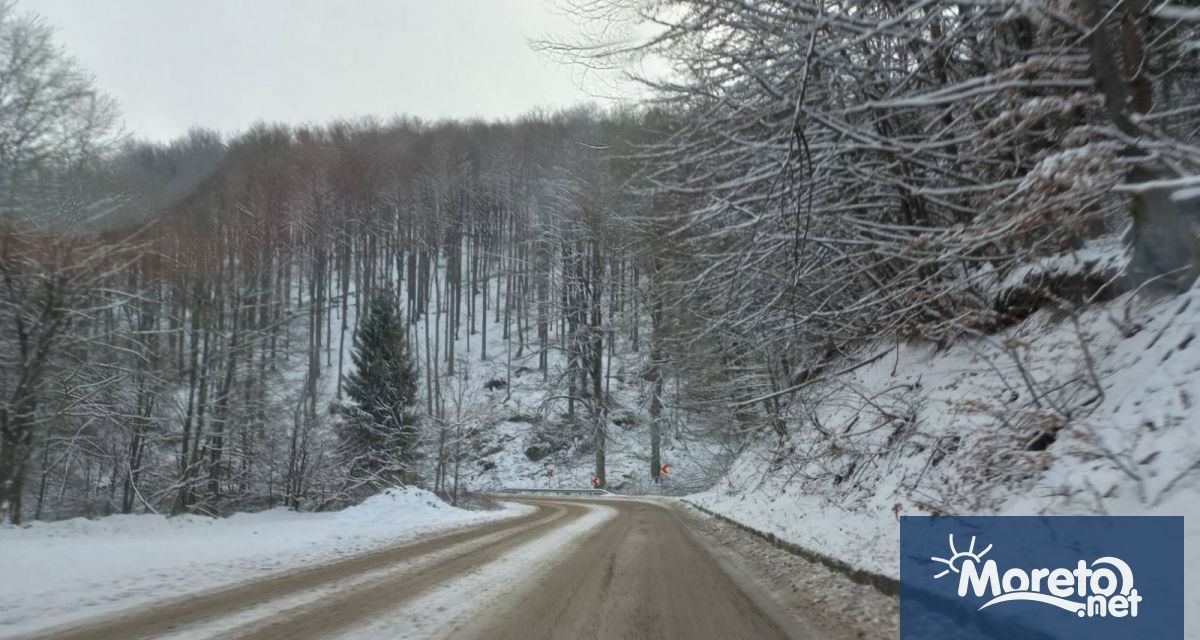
[493,487,615,496]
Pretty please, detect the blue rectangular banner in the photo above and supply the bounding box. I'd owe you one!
[900,516,1183,639]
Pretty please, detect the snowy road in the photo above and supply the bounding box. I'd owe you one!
[17,498,812,640]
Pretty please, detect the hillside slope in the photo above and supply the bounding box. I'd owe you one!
[687,279,1200,630]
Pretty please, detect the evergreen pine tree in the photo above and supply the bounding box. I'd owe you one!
[341,292,420,486]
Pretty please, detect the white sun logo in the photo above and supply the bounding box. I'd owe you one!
[931,534,992,580]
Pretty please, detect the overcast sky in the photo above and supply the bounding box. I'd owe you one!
[22,0,604,142]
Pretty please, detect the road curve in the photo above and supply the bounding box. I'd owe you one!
[226,500,588,639]
[17,497,805,640]
[19,501,575,640]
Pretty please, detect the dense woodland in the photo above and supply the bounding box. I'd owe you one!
[2,0,1199,524]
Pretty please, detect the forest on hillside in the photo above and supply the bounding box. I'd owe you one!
[2,0,1199,525]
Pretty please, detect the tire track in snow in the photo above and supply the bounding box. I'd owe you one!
[204,500,596,639]
[335,499,619,639]
[18,501,560,640]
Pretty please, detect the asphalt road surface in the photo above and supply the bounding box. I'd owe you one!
[19,498,822,640]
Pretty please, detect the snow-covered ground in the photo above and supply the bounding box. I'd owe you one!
[0,261,711,636]
[376,273,724,496]
[288,261,721,499]
[339,502,618,640]
[17,249,1194,635]
[0,488,529,637]
[688,281,1200,633]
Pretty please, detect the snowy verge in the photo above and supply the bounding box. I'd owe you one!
[688,283,1200,634]
[0,488,531,637]
[679,499,898,596]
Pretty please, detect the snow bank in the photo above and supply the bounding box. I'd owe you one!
[0,487,529,637]
[689,284,1200,632]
